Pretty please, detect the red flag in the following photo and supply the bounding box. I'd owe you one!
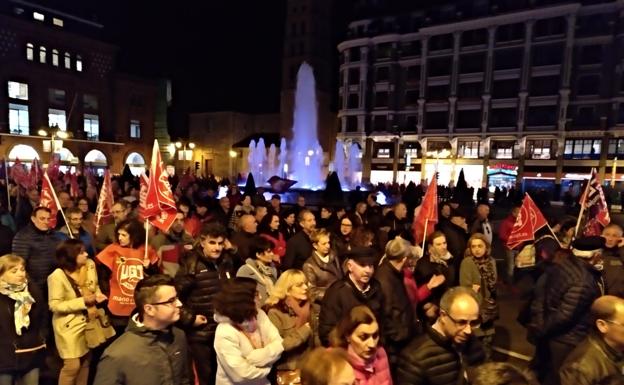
[10,158,31,189]
[138,173,153,220]
[507,194,548,249]
[580,168,611,236]
[47,154,61,182]
[412,174,438,245]
[40,171,60,229]
[141,140,176,232]
[95,169,114,235]
[29,158,42,188]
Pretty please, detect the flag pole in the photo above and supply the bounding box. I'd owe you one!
[422,218,428,251]
[574,171,592,238]
[144,219,149,263]
[4,159,10,213]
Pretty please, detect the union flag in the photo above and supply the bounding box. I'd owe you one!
[412,174,438,246]
[95,169,114,235]
[507,193,548,249]
[139,140,176,232]
[40,171,60,229]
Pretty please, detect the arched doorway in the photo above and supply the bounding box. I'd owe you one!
[7,144,40,168]
[125,152,146,176]
[58,148,78,174]
[84,149,107,176]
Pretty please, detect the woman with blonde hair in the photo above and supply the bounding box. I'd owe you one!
[0,254,47,385]
[265,269,312,384]
[329,305,392,385]
[460,232,498,359]
[299,347,354,385]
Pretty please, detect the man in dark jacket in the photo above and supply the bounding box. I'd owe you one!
[11,206,60,293]
[437,208,468,273]
[283,209,316,270]
[318,246,384,346]
[541,236,606,385]
[94,274,190,385]
[559,295,624,385]
[601,223,624,297]
[382,202,411,241]
[396,286,485,385]
[228,213,257,268]
[175,222,235,385]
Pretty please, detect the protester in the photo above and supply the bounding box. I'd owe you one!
[230,214,258,263]
[213,278,284,385]
[469,363,538,385]
[93,274,190,385]
[283,210,317,270]
[559,295,624,385]
[48,239,107,385]
[236,237,279,306]
[150,211,194,277]
[258,213,287,265]
[601,223,624,297]
[396,286,485,385]
[280,209,297,241]
[56,207,96,257]
[329,305,391,385]
[332,216,353,258]
[265,269,312,382]
[175,222,235,385]
[0,254,47,385]
[94,200,130,252]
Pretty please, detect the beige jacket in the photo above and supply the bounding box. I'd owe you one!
[48,258,102,359]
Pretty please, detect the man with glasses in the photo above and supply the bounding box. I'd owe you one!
[95,200,130,251]
[56,207,96,257]
[94,274,190,385]
[396,286,485,385]
[559,295,624,385]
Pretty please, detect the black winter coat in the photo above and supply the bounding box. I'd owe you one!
[602,246,624,298]
[283,231,314,270]
[175,248,235,343]
[11,223,60,292]
[374,260,416,361]
[396,326,485,385]
[543,256,604,346]
[414,256,455,308]
[318,276,384,347]
[560,333,624,385]
[437,221,467,271]
[0,283,47,373]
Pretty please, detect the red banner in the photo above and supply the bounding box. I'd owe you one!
[580,168,610,236]
[140,140,176,232]
[412,174,438,245]
[11,158,31,189]
[507,194,548,249]
[40,171,60,229]
[95,169,114,235]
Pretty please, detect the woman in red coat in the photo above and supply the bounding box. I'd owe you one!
[258,213,286,266]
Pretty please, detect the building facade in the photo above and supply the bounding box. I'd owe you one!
[0,1,160,175]
[337,0,624,198]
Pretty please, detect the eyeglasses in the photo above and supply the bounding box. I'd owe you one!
[604,319,624,327]
[150,296,180,307]
[442,310,481,329]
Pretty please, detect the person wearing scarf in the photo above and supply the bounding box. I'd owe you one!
[265,270,312,383]
[460,233,498,359]
[329,305,392,385]
[237,237,279,307]
[0,254,46,385]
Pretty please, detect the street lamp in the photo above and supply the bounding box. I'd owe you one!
[173,141,195,172]
[229,150,238,178]
[39,125,69,158]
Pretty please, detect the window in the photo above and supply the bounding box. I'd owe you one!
[8,81,28,100]
[348,68,360,85]
[462,29,487,47]
[531,76,560,96]
[8,103,29,134]
[39,46,46,63]
[350,47,361,62]
[76,55,83,72]
[425,111,448,129]
[84,114,99,140]
[404,147,419,158]
[33,11,44,21]
[534,18,565,38]
[346,116,358,132]
[460,53,485,74]
[564,139,601,159]
[427,85,448,100]
[429,34,453,51]
[526,106,557,126]
[532,44,563,66]
[528,140,553,159]
[347,93,359,109]
[48,109,67,131]
[400,41,420,57]
[406,65,420,82]
[608,139,624,155]
[458,141,481,158]
[53,17,64,27]
[52,49,59,66]
[377,148,391,158]
[48,88,65,105]
[494,48,522,70]
[491,141,517,159]
[376,66,389,82]
[574,106,598,126]
[496,23,524,42]
[130,120,141,138]
[580,45,603,65]
[492,79,519,99]
[405,90,419,106]
[577,75,600,95]
[458,82,482,99]
[376,43,392,59]
[428,57,452,76]
[405,115,418,131]
[375,91,388,108]
[64,52,71,69]
[26,43,33,61]
[456,110,482,129]
[490,108,517,127]
[83,94,98,110]
[373,115,387,131]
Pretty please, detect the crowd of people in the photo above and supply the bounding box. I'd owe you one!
[0,173,622,385]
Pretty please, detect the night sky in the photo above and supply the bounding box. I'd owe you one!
[34,0,288,136]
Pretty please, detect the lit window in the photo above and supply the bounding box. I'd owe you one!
[39,46,46,63]
[26,43,33,61]
[76,55,82,72]
[377,148,391,158]
[8,81,28,100]
[8,103,29,135]
[52,49,59,66]
[130,120,141,138]
[64,52,71,69]
[405,148,419,158]
[48,108,67,131]
[53,17,63,27]
[33,12,44,21]
[84,114,99,141]
[83,94,98,110]
[459,141,480,158]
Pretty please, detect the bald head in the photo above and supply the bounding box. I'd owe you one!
[239,214,257,234]
[592,295,624,324]
[593,295,624,352]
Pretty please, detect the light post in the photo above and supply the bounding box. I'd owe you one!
[39,125,69,162]
[171,141,195,173]
[229,150,238,179]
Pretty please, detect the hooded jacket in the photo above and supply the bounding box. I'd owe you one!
[93,314,190,385]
